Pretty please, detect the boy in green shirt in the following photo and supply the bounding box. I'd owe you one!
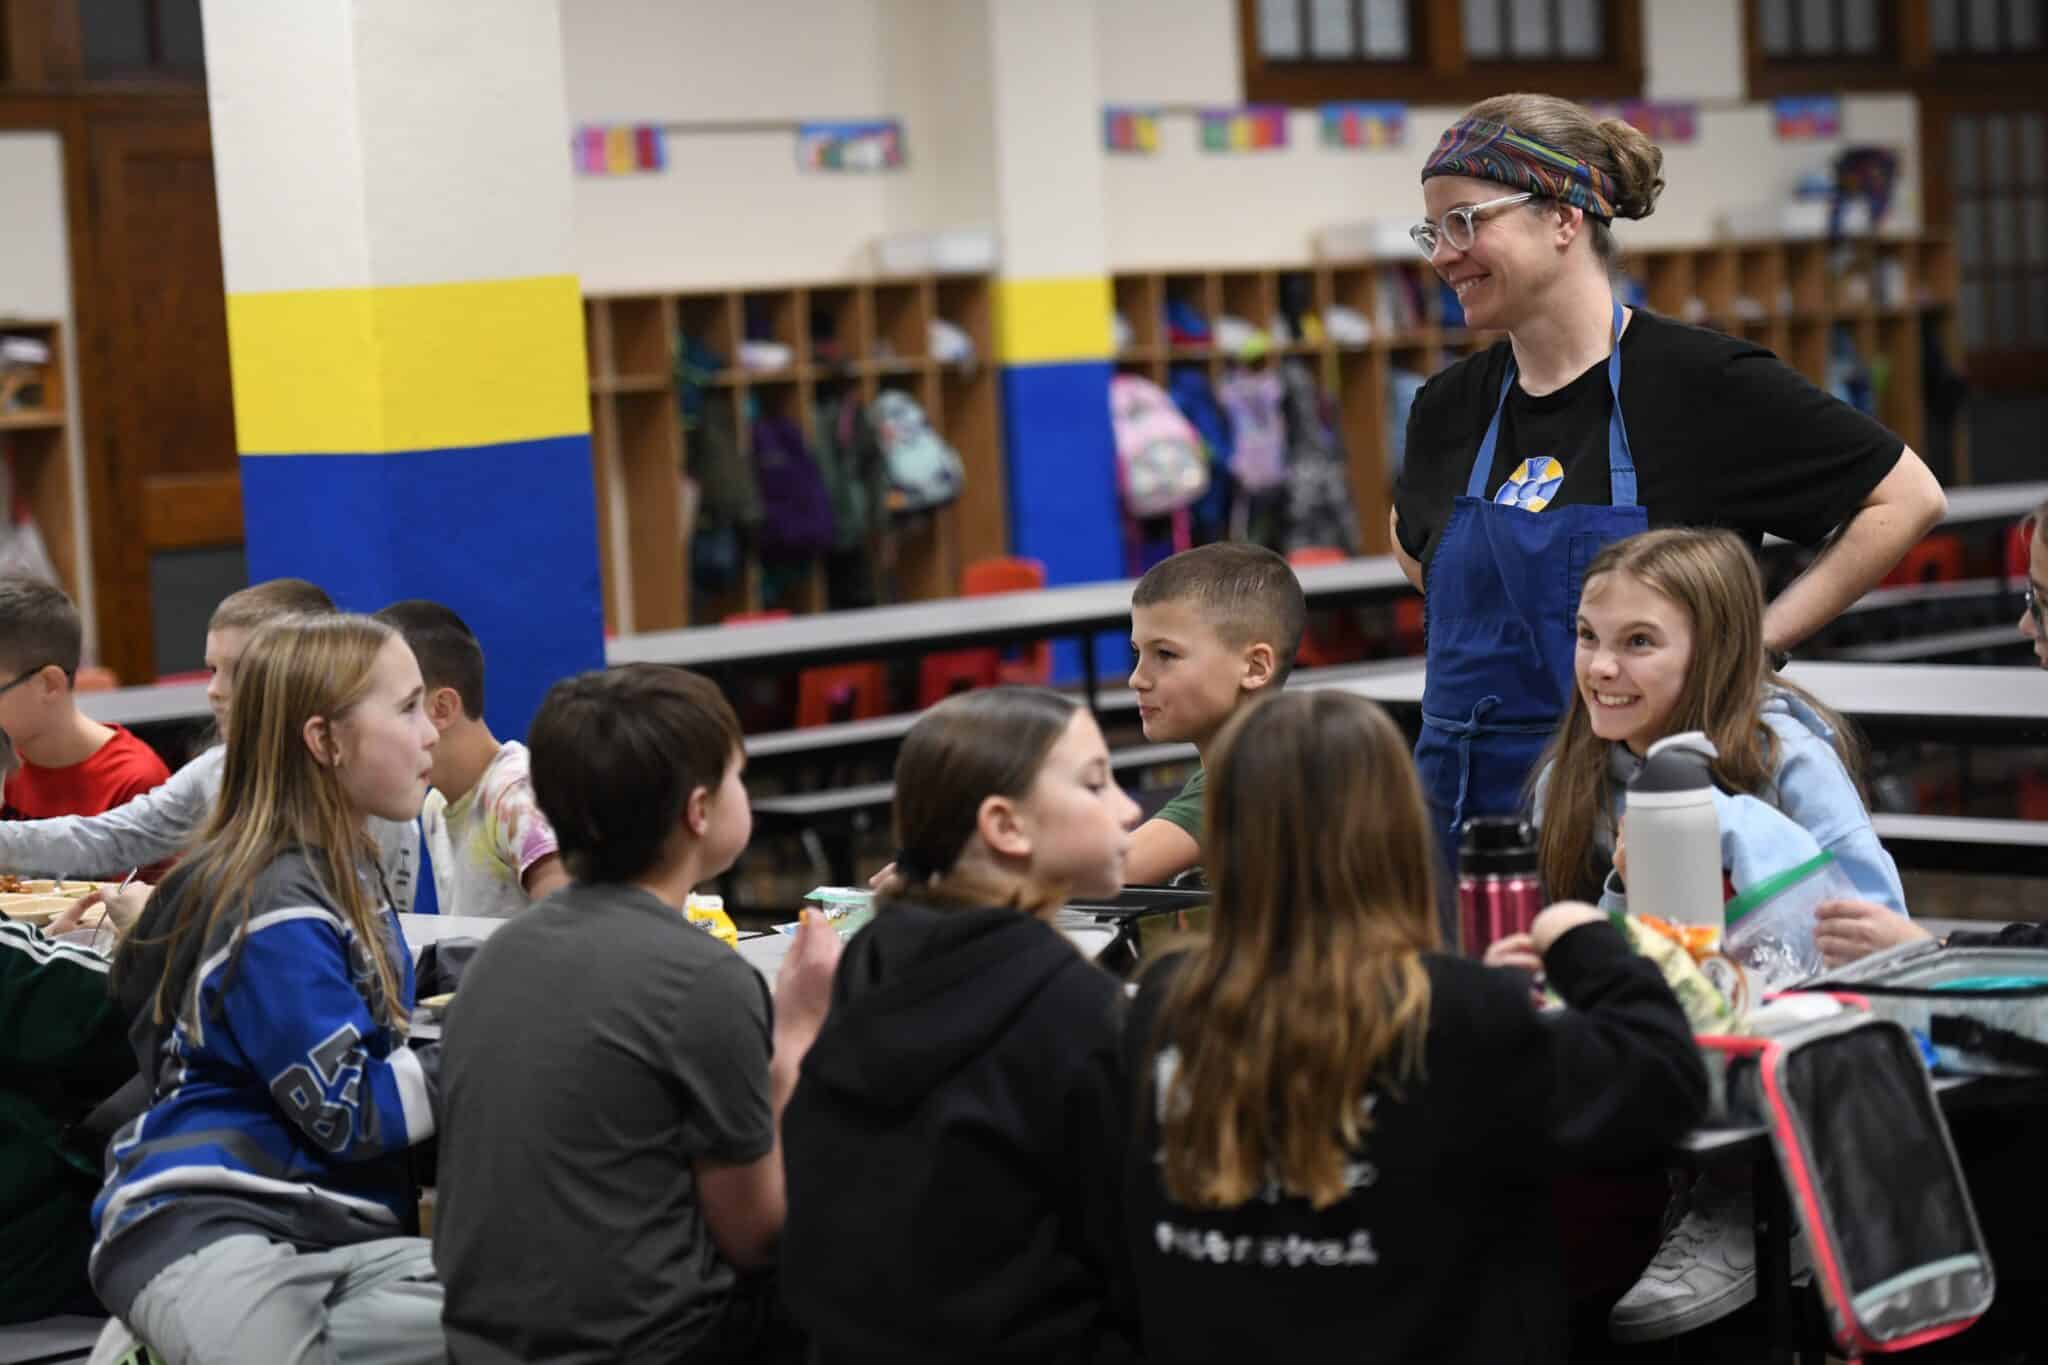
[1125,543,1306,884]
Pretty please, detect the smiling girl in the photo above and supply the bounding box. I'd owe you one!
[1532,527,1903,914]
[85,614,445,1365]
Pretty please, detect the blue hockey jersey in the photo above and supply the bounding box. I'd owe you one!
[87,846,439,1314]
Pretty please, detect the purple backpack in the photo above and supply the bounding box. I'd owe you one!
[1217,368,1288,493]
[751,413,836,556]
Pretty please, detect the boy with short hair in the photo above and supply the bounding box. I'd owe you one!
[0,576,169,835]
[374,600,566,917]
[434,664,839,1364]
[1123,542,1307,884]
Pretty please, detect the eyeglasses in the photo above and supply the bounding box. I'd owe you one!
[1409,192,1539,260]
[2027,584,2045,634]
[0,665,47,699]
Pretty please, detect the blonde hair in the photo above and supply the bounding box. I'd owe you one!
[881,686,1082,916]
[1533,529,1862,901]
[135,613,409,1032]
[209,578,334,634]
[1155,691,1438,1211]
[1461,92,1666,260]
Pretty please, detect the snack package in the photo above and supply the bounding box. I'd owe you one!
[1620,912,1747,1034]
[777,886,875,942]
[1721,851,1842,989]
[683,892,739,949]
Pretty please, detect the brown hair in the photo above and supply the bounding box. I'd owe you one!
[883,685,1082,913]
[131,614,408,1033]
[1132,542,1308,684]
[0,575,82,677]
[1533,528,1862,901]
[375,600,485,720]
[1155,691,1438,1210]
[209,578,335,634]
[527,664,742,884]
[1460,92,1667,262]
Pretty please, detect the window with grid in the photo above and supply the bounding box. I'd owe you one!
[1253,0,1416,61]
[1756,0,1890,57]
[1949,109,2048,353]
[1242,0,1640,103]
[1933,0,2045,56]
[1460,0,1608,59]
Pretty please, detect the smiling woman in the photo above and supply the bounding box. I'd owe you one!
[1390,93,1948,874]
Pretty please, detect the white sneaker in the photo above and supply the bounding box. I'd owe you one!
[1609,1180,1758,1342]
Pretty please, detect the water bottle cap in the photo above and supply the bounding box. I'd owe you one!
[1458,815,1538,875]
[1631,730,1719,794]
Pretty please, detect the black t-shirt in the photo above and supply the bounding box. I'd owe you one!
[1394,311,1904,567]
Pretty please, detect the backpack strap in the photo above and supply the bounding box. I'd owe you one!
[1928,1013,2048,1071]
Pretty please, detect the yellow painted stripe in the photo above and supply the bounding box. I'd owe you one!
[994,275,1113,366]
[227,275,590,455]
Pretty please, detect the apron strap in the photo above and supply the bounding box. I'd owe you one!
[1462,298,1639,508]
[1421,698,1558,837]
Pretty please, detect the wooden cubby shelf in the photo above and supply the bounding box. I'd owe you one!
[1111,233,1957,558]
[584,274,1005,635]
[0,318,83,608]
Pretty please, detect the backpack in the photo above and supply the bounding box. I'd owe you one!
[1216,368,1288,493]
[811,391,883,551]
[1167,366,1235,536]
[1110,374,1209,519]
[687,391,761,531]
[1277,360,1360,553]
[749,411,836,557]
[869,390,963,514]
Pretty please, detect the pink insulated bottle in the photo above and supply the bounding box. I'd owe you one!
[1458,816,1544,958]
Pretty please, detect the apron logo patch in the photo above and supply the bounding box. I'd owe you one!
[1494,457,1564,512]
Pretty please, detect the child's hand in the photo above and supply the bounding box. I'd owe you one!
[1814,898,1932,968]
[773,909,842,1051]
[1483,932,1544,975]
[1530,901,1607,955]
[51,881,152,940]
[867,863,895,891]
[1611,818,1628,887]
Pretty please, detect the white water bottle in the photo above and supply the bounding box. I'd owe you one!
[1623,732,1723,930]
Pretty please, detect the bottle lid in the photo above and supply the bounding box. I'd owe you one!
[1458,815,1538,875]
[1630,731,1720,795]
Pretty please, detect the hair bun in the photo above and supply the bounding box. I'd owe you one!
[1595,116,1666,221]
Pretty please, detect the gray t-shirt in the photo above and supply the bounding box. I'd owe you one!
[433,882,775,1364]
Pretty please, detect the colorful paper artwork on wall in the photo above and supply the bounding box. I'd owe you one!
[1199,106,1289,153]
[1319,102,1406,149]
[796,121,906,172]
[1104,107,1162,154]
[1592,101,1699,145]
[1773,96,1843,141]
[574,125,666,176]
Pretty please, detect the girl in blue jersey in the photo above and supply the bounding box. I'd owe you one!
[86,613,444,1365]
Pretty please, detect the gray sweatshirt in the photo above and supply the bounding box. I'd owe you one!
[0,744,419,909]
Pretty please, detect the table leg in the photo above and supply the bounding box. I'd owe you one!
[1753,1149,1796,1365]
[1079,631,1101,713]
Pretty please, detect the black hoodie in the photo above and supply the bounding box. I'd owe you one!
[780,900,1140,1365]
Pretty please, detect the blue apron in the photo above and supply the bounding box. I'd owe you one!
[1415,300,1648,865]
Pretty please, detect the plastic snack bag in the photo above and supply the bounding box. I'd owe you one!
[776,886,875,942]
[1619,913,1747,1034]
[1722,851,1846,989]
[683,892,739,949]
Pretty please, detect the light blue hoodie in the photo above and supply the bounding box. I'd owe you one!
[1533,689,1908,916]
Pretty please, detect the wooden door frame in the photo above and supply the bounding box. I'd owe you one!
[1920,91,2048,392]
[0,89,213,682]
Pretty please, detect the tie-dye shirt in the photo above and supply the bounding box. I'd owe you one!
[423,741,558,920]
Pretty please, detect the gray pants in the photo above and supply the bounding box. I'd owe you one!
[87,1234,444,1365]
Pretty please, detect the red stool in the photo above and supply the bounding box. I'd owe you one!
[917,650,1001,707]
[1287,547,1368,670]
[1882,533,1966,587]
[1392,598,1425,656]
[797,663,887,728]
[963,557,1052,687]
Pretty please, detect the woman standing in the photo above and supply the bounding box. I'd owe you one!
[1392,93,1946,867]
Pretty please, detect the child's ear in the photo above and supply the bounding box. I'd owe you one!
[37,664,68,701]
[978,794,1031,860]
[1240,641,1279,694]
[426,686,463,729]
[302,714,336,766]
[684,783,712,837]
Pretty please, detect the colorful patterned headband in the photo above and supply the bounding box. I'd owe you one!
[1421,117,1619,223]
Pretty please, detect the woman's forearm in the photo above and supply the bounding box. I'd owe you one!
[1762,447,1946,652]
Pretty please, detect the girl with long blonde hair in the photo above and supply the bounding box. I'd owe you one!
[1531,527,1903,912]
[1125,690,1704,1363]
[86,613,445,1365]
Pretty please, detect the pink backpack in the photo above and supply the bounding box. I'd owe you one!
[1109,374,1210,518]
[1217,368,1288,493]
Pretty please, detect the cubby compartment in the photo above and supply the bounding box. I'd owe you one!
[806,286,865,373]
[871,281,930,367]
[607,296,672,385]
[1163,273,1221,355]
[1113,275,1162,358]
